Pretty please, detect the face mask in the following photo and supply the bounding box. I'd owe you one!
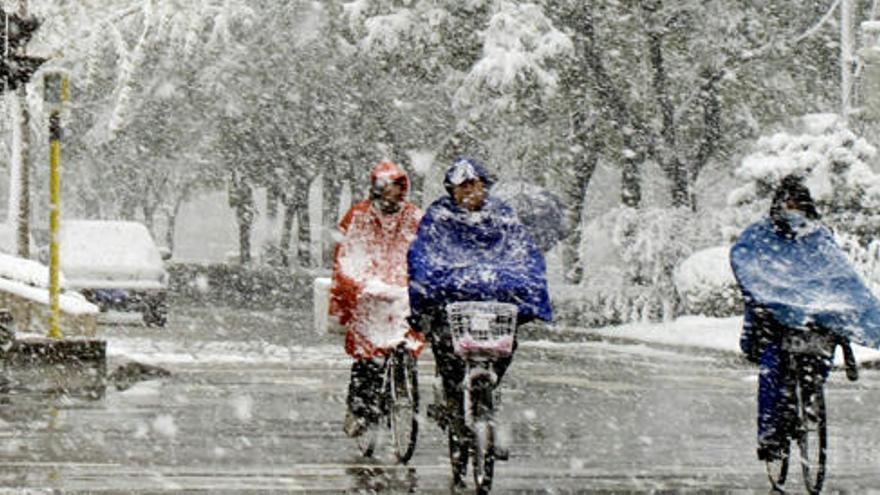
[782,209,817,236]
[373,197,401,215]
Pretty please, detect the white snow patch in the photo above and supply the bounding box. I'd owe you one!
[232,395,254,422]
[152,414,178,438]
[571,315,880,366]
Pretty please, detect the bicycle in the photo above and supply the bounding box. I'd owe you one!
[765,328,858,494]
[355,342,420,464]
[442,301,517,494]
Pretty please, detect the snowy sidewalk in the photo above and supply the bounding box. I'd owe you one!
[561,315,880,366]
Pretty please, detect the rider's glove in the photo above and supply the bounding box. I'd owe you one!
[406,314,424,333]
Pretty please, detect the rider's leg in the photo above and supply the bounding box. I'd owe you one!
[757,342,795,459]
[429,331,469,482]
[348,358,384,424]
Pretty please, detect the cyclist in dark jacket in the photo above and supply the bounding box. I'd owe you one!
[731,174,880,460]
[407,157,551,486]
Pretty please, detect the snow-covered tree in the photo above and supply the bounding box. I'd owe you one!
[729,113,880,239]
[27,0,253,253]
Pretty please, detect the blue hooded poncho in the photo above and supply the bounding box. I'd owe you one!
[730,217,880,347]
[407,158,552,323]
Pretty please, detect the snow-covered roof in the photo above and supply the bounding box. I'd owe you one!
[59,220,167,287]
[0,251,65,289]
[0,277,98,315]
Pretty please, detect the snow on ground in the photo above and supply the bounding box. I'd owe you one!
[561,315,880,366]
[88,311,880,369]
[104,336,344,367]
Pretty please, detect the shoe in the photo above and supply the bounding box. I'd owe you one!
[343,411,367,438]
[757,444,785,461]
[450,476,467,492]
[427,402,449,430]
[493,444,509,461]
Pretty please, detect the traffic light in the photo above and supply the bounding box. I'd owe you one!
[0,8,46,91]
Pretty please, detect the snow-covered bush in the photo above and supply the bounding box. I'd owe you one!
[836,234,880,297]
[728,114,880,239]
[673,246,741,317]
[558,207,697,325]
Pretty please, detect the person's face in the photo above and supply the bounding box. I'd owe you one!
[379,180,405,205]
[784,197,808,215]
[374,179,406,214]
[452,178,485,211]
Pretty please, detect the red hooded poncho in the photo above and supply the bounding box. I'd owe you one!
[330,160,425,359]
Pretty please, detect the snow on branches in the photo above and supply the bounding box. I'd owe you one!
[728,113,880,236]
[454,2,573,111]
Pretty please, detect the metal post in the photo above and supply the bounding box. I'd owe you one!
[842,0,855,121]
[44,72,67,339]
[16,0,30,257]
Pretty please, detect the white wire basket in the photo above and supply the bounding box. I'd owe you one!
[446,301,518,359]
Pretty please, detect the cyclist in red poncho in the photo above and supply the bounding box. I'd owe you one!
[330,160,425,437]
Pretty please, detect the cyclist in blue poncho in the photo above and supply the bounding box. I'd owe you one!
[731,174,880,461]
[407,157,551,485]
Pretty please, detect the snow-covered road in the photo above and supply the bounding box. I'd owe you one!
[2,306,880,492]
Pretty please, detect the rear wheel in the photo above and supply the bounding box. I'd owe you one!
[389,352,419,464]
[798,371,827,495]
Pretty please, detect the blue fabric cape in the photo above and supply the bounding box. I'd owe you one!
[730,217,880,347]
[407,194,552,322]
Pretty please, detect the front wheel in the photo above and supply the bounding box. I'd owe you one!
[797,374,827,495]
[473,419,495,494]
[471,374,495,493]
[389,353,419,464]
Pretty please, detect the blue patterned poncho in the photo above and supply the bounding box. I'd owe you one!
[407,163,551,323]
[730,217,880,347]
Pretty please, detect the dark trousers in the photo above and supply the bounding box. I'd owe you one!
[347,359,384,422]
[757,342,830,450]
[429,329,516,479]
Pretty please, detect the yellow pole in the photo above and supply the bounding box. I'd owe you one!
[44,73,67,339]
[47,109,60,339]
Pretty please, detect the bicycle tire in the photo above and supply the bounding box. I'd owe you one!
[797,367,827,495]
[471,375,495,493]
[473,419,495,494]
[389,352,419,464]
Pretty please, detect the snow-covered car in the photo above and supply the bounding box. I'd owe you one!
[59,220,169,326]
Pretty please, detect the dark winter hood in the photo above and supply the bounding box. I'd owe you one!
[370,159,409,195]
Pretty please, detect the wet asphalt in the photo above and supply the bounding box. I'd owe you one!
[0,305,880,493]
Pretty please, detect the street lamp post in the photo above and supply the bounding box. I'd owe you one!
[43,71,67,339]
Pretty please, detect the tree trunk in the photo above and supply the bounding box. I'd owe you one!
[142,203,155,234]
[279,200,296,268]
[621,157,642,208]
[297,208,310,268]
[561,111,600,284]
[237,204,254,266]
